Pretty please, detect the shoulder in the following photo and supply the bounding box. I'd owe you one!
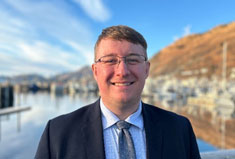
[49,99,100,129]
[142,102,191,127]
[142,103,196,141]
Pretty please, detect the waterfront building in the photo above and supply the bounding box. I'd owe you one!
[0,84,14,108]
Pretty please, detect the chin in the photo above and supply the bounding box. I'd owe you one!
[115,95,137,104]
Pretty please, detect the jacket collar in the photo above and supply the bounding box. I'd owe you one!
[82,99,163,159]
[142,102,163,159]
[82,98,105,159]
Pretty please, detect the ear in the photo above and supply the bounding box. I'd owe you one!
[92,63,98,81]
[145,61,150,79]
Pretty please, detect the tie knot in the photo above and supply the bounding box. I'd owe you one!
[116,120,131,130]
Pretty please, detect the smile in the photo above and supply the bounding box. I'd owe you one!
[111,82,134,86]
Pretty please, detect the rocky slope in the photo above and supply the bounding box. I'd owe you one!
[150,22,235,80]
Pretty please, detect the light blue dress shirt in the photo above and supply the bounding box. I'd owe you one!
[100,99,146,159]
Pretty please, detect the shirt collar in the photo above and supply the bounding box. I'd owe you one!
[100,98,144,130]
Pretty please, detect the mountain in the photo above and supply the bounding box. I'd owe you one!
[49,66,94,82]
[0,66,94,84]
[10,74,46,84]
[0,76,11,83]
[149,22,235,80]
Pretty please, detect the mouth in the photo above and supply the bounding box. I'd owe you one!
[111,82,135,86]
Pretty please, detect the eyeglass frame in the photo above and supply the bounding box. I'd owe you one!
[94,54,148,66]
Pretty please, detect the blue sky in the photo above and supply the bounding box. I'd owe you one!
[0,0,234,77]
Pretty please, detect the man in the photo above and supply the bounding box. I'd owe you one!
[35,25,201,159]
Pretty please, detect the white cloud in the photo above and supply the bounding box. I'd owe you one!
[67,41,94,64]
[73,0,111,22]
[0,40,84,77]
[5,0,93,43]
[0,0,96,77]
[173,24,192,41]
[183,25,191,37]
[173,36,179,41]
[14,41,84,76]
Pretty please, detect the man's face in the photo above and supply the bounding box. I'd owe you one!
[92,38,150,105]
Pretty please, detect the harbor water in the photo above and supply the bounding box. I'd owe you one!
[0,92,217,159]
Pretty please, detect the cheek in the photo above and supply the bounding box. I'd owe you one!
[141,65,150,79]
[133,67,148,79]
[96,68,113,82]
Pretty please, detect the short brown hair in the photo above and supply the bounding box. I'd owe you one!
[94,25,147,60]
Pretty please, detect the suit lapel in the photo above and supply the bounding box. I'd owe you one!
[142,103,163,159]
[81,100,163,159]
[83,99,105,159]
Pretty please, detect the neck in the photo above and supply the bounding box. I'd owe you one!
[101,98,140,120]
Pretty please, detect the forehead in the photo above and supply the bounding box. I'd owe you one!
[96,38,145,57]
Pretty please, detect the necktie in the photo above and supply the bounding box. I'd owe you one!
[116,120,136,159]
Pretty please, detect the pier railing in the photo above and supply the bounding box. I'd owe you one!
[201,149,235,159]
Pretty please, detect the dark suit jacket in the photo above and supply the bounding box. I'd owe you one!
[35,99,201,159]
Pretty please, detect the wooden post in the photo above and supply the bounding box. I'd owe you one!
[222,42,228,90]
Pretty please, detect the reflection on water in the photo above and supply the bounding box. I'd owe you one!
[0,92,217,159]
[0,92,97,159]
[143,93,235,150]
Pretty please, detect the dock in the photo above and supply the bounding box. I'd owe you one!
[0,106,31,116]
[201,149,235,159]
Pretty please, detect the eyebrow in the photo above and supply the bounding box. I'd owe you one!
[103,53,116,56]
[103,53,142,57]
[128,53,143,56]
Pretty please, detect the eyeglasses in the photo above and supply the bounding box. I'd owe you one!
[95,54,147,66]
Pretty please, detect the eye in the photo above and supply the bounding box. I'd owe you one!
[126,57,140,64]
[103,57,118,65]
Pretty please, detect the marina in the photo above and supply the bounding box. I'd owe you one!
[0,91,223,159]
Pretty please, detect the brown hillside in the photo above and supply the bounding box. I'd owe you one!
[150,22,235,79]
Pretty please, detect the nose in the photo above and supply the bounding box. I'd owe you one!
[115,59,130,77]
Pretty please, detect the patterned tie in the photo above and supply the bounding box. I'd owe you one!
[116,120,136,159]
